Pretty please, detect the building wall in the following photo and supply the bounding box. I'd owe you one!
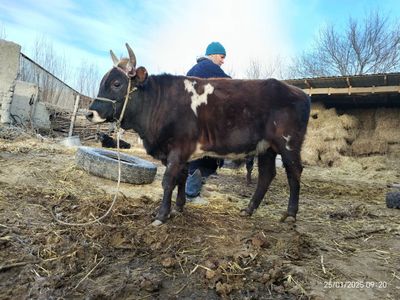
[0,39,21,124]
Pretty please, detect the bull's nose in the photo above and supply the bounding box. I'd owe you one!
[86,111,94,121]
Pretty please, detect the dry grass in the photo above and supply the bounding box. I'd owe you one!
[302,103,359,166]
[1,128,400,299]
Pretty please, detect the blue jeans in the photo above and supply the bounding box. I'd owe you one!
[185,157,222,197]
[185,169,203,198]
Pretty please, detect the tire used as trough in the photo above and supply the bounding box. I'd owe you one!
[75,146,157,184]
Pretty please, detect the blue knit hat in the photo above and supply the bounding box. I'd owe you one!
[205,42,226,56]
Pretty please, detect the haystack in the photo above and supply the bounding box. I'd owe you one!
[348,108,400,156]
[301,102,359,167]
[302,103,400,168]
[374,108,400,143]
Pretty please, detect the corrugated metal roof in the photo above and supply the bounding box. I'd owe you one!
[284,72,400,89]
[283,73,400,108]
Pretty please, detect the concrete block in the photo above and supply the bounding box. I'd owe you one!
[0,39,21,123]
[10,81,51,129]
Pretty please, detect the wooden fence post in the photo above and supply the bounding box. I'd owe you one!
[68,94,80,137]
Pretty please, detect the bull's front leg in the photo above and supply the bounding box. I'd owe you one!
[152,151,186,226]
[174,165,188,212]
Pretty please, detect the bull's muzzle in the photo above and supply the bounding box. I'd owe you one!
[86,110,106,123]
[85,111,94,121]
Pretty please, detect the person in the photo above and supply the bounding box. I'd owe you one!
[185,42,231,201]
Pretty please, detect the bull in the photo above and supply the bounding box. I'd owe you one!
[86,43,311,225]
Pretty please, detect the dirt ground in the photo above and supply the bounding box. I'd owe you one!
[0,127,399,300]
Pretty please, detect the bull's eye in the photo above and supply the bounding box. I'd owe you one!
[112,81,121,88]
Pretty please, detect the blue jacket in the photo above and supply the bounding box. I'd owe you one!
[187,57,231,78]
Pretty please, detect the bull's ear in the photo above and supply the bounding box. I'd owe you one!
[135,67,148,84]
[110,50,119,66]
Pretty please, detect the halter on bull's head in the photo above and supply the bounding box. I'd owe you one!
[86,43,148,124]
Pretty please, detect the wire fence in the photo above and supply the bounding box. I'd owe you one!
[17,53,91,111]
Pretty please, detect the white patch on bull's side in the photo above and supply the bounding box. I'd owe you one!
[188,140,271,161]
[89,110,106,123]
[282,135,293,151]
[273,121,277,126]
[184,79,214,116]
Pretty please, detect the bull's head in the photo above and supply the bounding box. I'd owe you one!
[86,43,148,124]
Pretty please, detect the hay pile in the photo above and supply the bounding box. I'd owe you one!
[301,103,359,167]
[302,103,400,167]
[350,108,400,156]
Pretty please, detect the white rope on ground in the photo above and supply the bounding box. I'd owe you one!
[51,81,134,227]
[51,128,123,226]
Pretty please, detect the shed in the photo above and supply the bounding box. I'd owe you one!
[283,73,400,167]
[285,73,400,108]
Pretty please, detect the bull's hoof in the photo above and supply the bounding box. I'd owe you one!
[170,207,183,217]
[151,213,171,226]
[240,208,253,217]
[151,219,164,226]
[280,212,296,223]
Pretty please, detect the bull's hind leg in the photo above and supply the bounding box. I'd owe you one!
[245,157,254,185]
[241,149,277,216]
[279,146,303,223]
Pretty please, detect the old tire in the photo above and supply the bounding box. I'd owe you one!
[75,146,157,184]
[386,191,400,209]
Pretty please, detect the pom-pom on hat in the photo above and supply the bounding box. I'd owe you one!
[205,42,226,56]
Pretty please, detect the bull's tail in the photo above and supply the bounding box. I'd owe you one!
[296,94,311,130]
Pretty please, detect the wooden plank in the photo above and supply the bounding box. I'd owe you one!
[303,85,400,96]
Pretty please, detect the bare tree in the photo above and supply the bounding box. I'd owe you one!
[32,36,68,81]
[75,60,101,98]
[290,10,400,78]
[18,36,71,104]
[245,56,287,79]
[246,58,263,79]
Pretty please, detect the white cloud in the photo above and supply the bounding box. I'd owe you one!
[8,0,396,89]
[1,0,295,89]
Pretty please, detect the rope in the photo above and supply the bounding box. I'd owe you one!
[51,129,123,226]
[51,82,134,226]
[118,79,134,124]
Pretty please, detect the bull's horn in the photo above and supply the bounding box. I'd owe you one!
[110,50,119,66]
[125,43,137,68]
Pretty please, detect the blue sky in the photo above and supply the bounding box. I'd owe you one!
[0,0,399,89]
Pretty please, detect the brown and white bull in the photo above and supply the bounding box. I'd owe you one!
[86,43,311,225]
